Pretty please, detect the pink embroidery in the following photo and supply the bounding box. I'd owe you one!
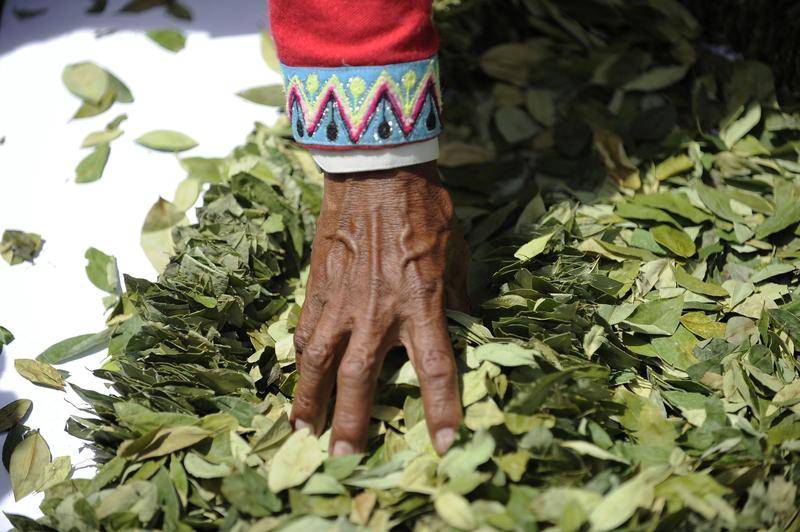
[287,77,440,143]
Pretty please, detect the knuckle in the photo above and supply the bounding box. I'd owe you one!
[292,393,319,415]
[339,348,377,382]
[293,328,312,353]
[300,343,336,380]
[308,289,327,308]
[419,349,454,382]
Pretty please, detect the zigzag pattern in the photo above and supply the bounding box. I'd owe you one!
[282,58,442,145]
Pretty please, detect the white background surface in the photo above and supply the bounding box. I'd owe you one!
[0,1,280,526]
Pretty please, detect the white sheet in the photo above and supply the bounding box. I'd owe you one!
[0,0,279,525]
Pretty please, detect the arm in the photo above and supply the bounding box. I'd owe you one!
[269,0,468,456]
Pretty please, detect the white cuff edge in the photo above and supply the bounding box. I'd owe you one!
[309,139,439,173]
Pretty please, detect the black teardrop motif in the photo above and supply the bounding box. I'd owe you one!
[327,121,338,141]
[426,109,436,130]
[296,118,304,137]
[378,121,391,139]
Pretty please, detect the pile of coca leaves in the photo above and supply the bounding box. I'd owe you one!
[5,0,800,529]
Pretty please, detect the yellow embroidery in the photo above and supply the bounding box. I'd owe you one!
[285,59,440,135]
[305,74,319,95]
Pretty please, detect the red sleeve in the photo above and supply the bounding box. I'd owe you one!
[268,0,439,67]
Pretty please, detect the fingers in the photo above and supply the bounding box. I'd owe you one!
[290,304,347,435]
[329,323,389,455]
[404,310,462,455]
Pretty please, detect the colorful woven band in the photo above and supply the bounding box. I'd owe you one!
[281,55,442,149]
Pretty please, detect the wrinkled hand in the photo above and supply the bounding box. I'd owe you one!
[291,160,469,456]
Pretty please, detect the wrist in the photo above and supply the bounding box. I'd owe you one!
[320,161,453,228]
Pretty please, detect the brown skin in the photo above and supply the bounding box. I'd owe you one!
[291,160,469,456]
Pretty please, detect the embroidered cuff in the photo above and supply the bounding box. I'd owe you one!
[282,55,442,150]
[310,138,439,173]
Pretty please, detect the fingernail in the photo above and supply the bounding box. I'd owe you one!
[435,428,455,454]
[332,440,354,456]
[294,419,313,432]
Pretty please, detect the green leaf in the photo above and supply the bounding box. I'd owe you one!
[1,230,44,265]
[37,330,110,365]
[680,312,726,339]
[136,130,198,152]
[588,466,671,531]
[62,62,109,104]
[166,2,192,20]
[141,226,176,274]
[72,89,115,119]
[632,192,710,224]
[721,102,761,149]
[525,88,556,126]
[183,452,231,478]
[754,182,800,239]
[121,0,166,13]
[142,197,185,231]
[695,184,744,223]
[94,480,158,522]
[85,247,121,295]
[75,143,110,183]
[651,325,699,370]
[465,399,505,430]
[221,468,282,516]
[35,455,72,492]
[108,72,134,103]
[435,492,477,530]
[120,426,211,460]
[81,128,123,148]
[3,425,27,471]
[0,399,32,432]
[495,105,539,143]
[236,85,285,107]
[260,30,281,73]
[180,156,224,183]
[653,154,694,181]
[146,29,186,52]
[472,342,537,367]
[9,430,51,501]
[14,359,65,390]
[622,295,683,335]
[616,202,681,227]
[672,265,728,297]
[561,440,629,464]
[439,430,495,479]
[650,225,696,257]
[13,7,47,19]
[624,65,688,91]
[0,325,14,349]
[172,177,203,211]
[514,232,554,261]
[268,428,324,492]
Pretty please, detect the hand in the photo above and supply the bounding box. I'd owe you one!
[290,160,469,456]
